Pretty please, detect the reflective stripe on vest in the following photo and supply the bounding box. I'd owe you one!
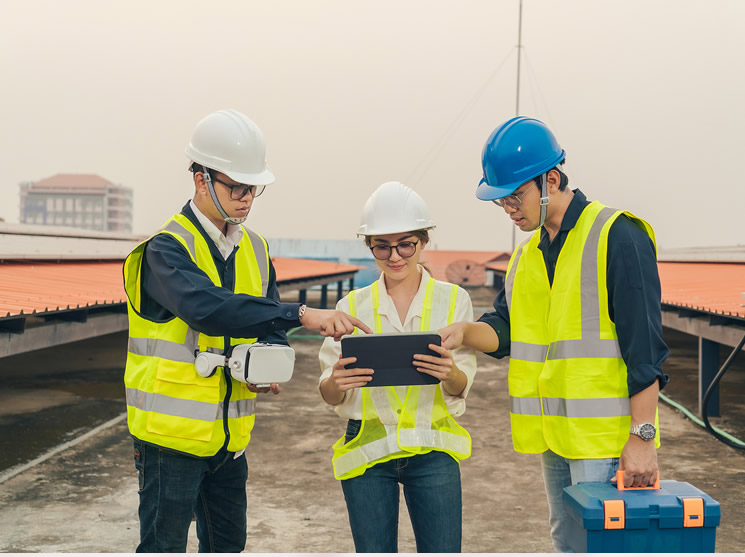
[506,207,622,365]
[541,396,630,418]
[125,387,256,421]
[331,277,471,480]
[505,202,659,458]
[123,212,269,456]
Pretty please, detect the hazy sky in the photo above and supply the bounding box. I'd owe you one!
[3,0,744,252]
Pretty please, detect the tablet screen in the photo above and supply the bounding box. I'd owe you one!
[341,332,441,387]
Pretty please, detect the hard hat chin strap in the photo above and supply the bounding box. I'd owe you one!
[538,172,549,229]
[203,169,248,225]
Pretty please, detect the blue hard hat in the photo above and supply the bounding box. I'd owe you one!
[476,116,565,201]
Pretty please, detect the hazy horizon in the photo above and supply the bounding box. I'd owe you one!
[3,0,744,252]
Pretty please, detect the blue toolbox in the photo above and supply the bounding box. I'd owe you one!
[563,474,720,553]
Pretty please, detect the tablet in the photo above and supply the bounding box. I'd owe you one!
[340,332,441,387]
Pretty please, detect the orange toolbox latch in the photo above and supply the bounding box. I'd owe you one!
[682,497,704,527]
[603,499,625,529]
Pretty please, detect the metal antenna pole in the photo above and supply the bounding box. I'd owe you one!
[512,0,523,252]
[516,0,523,117]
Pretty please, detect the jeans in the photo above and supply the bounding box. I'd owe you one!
[133,439,248,553]
[541,448,618,553]
[340,420,462,553]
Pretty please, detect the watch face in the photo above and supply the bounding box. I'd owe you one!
[638,423,656,441]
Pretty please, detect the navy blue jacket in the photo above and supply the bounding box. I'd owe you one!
[138,202,302,345]
[478,189,669,396]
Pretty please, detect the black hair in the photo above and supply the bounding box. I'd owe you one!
[363,229,430,248]
[189,163,213,176]
[533,158,569,191]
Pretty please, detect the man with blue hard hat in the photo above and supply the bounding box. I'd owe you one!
[441,116,669,552]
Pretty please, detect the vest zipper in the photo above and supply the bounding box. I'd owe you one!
[221,335,232,451]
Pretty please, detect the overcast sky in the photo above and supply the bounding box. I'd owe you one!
[2,0,744,252]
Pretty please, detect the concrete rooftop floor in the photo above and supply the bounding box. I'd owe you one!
[0,287,743,553]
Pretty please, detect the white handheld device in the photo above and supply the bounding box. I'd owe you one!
[194,343,295,388]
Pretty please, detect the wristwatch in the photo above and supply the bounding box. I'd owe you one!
[298,304,307,322]
[630,423,656,441]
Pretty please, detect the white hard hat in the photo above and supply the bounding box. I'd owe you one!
[358,181,435,236]
[185,109,275,186]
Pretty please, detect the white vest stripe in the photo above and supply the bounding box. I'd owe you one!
[579,207,615,338]
[415,387,435,429]
[505,238,531,315]
[126,387,219,422]
[547,338,621,360]
[163,220,196,255]
[334,428,401,474]
[128,337,196,363]
[398,429,471,454]
[511,341,549,362]
[511,395,542,416]
[332,276,470,479]
[369,388,399,425]
[541,396,630,418]
[243,227,269,296]
[224,398,256,419]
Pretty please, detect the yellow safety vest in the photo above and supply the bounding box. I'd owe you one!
[123,213,270,457]
[331,277,472,480]
[506,201,660,459]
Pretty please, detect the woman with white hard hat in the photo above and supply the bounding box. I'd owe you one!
[318,181,478,553]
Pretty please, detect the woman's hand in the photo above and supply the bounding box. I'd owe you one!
[320,355,374,405]
[413,344,467,396]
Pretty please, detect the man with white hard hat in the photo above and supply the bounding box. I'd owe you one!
[123,109,371,553]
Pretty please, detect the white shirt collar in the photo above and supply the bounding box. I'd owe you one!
[189,200,244,259]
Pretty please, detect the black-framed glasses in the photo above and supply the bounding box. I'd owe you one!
[492,186,532,209]
[370,240,419,260]
[213,178,266,200]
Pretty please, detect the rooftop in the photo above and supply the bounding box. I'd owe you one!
[31,174,115,190]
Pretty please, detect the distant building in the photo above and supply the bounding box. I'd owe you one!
[19,174,133,233]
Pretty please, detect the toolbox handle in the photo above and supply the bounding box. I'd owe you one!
[616,470,660,491]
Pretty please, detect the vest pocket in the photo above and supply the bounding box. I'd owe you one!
[147,412,217,442]
[145,358,221,442]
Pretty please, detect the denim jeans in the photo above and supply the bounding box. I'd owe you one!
[541,449,619,553]
[133,439,248,553]
[339,420,462,553]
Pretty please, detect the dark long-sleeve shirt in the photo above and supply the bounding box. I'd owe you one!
[139,202,301,345]
[478,189,669,396]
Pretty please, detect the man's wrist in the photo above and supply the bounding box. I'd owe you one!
[629,422,656,441]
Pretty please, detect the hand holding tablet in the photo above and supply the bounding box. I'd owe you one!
[341,332,442,387]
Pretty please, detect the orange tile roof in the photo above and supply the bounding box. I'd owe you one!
[271,257,362,282]
[1,259,741,321]
[0,258,362,319]
[486,261,510,273]
[422,250,510,284]
[486,259,745,320]
[658,262,745,319]
[424,250,510,266]
[0,262,126,318]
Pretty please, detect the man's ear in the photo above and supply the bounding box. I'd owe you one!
[194,172,208,194]
[546,169,562,193]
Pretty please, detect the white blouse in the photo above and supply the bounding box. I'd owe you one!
[318,267,478,419]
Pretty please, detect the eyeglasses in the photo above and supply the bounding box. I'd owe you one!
[213,178,266,200]
[370,240,419,260]
[492,186,532,209]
